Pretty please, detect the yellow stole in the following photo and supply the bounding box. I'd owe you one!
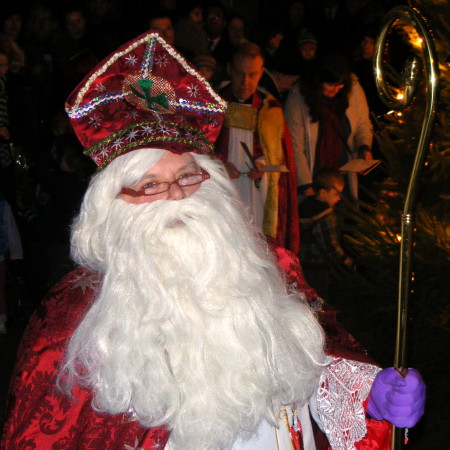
[257,92,285,239]
[224,92,285,239]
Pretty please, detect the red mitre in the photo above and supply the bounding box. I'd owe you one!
[65,31,227,169]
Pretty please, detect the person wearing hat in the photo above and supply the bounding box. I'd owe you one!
[289,30,320,79]
[297,31,318,62]
[1,32,425,449]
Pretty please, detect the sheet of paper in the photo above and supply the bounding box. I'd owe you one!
[339,159,381,175]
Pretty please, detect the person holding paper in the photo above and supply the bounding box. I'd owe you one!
[284,52,373,200]
[215,42,300,253]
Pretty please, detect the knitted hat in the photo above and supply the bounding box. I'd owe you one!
[296,31,317,47]
[65,31,227,169]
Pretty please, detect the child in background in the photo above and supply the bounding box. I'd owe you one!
[0,191,23,334]
[192,54,216,83]
[299,168,353,299]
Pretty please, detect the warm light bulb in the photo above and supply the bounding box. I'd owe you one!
[396,93,404,100]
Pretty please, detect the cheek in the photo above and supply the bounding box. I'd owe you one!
[183,183,201,197]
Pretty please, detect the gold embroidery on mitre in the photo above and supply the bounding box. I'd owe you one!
[224,102,258,131]
[122,74,176,114]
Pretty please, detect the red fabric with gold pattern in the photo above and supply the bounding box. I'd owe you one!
[1,268,169,449]
[65,32,227,169]
[2,244,390,449]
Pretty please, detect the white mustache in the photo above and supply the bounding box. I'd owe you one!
[167,219,185,228]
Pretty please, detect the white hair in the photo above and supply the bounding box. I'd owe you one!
[63,149,328,449]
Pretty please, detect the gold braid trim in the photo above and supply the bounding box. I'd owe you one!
[224,102,258,131]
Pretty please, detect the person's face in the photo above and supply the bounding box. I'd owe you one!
[31,8,52,39]
[189,7,203,23]
[66,11,86,40]
[198,66,214,81]
[3,14,22,39]
[227,18,245,46]
[321,81,345,98]
[320,180,344,207]
[299,43,317,60]
[361,36,375,60]
[149,17,175,44]
[205,6,226,38]
[268,33,283,50]
[0,54,9,77]
[119,152,203,204]
[229,55,264,101]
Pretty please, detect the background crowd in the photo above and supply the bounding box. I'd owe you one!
[0,0,406,318]
[1,2,446,448]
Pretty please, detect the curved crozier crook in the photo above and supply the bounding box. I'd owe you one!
[373,6,439,449]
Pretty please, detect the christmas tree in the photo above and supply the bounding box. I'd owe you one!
[330,1,450,447]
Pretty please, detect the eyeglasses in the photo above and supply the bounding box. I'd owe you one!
[120,170,210,197]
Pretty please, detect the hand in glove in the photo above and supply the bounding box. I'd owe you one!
[367,368,425,428]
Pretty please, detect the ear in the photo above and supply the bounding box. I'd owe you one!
[258,65,265,82]
[257,57,265,81]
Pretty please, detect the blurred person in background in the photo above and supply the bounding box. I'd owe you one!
[285,52,372,200]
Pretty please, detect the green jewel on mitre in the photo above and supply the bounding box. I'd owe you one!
[123,74,176,114]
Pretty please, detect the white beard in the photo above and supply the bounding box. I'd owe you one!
[64,153,327,450]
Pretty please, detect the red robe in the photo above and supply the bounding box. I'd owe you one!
[1,243,390,449]
[215,87,300,254]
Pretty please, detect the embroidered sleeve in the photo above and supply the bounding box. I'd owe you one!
[310,357,381,450]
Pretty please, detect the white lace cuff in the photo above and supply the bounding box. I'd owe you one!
[311,357,381,449]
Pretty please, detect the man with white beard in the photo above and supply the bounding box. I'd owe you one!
[2,32,425,449]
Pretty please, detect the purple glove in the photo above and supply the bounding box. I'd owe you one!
[367,368,425,428]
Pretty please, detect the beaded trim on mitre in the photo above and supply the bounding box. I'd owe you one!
[65,32,227,168]
[65,33,227,119]
[86,121,213,169]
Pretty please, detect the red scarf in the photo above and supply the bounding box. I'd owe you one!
[315,98,345,170]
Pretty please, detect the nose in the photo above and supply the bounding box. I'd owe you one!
[241,74,250,86]
[167,182,186,200]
